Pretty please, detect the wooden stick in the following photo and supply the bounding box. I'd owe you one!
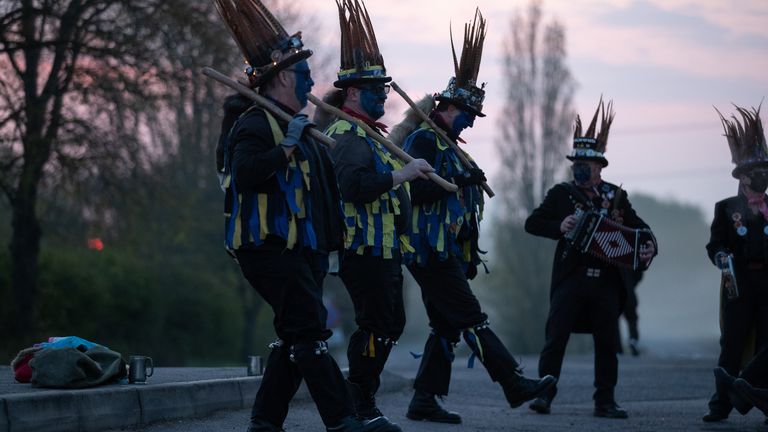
[307,93,458,193]
[390,82,495,198]
[201,67,336,148]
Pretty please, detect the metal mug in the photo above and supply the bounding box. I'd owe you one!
[247,355,263,376]
[128,355,154,384]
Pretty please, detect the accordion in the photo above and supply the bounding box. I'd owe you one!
[565,210,654,270]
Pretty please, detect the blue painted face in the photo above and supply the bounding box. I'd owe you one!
[290,60,313,109]
[748,169,768,193]
[452,110,476,135]
[358,85,387,120]
[572,162,591,184]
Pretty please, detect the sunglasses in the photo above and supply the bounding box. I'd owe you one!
[356,84,390,95]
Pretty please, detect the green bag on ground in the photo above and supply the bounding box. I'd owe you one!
[30,346,127,389]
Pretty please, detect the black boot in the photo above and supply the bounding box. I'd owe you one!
[502,374,557,408]
[734,378,768,416]
[346,379,383,420]
[594,402,628,419]
[406,390,462,424]
[246,417,284,432]
[326,415,402,432]
[529,396,552,415]
[702,409,728,422]
[714,367,753,414]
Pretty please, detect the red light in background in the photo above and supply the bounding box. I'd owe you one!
[87,238,104,251]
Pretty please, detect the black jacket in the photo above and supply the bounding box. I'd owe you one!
[330,127,411,236]
[525,181,655,294]
[706,194,768,284]
[406,116,462,206]
[229,101,344,253]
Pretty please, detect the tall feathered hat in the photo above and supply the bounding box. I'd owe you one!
[715,104,768,178]
[435,8,487,117]
[333,0,391,88]
[213,0,312,87]
[568,97,615,167]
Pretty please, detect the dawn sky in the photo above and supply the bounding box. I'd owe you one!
[302,0,768,216]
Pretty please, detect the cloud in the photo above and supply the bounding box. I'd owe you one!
[297,0,767,211]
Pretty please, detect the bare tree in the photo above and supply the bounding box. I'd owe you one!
[484,0,576,353]
[0,0,178,343]
[496,0,575,222]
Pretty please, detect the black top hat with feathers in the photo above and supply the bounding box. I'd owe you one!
[568,97,615,167]
[715,103,768,178]
[213,0,312,87]
[435,8,487,118]
[333,0,391,88]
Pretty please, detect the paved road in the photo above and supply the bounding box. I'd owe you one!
[107,352,768,432]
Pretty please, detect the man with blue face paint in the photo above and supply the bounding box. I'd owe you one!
[214,1,398,431]
[320,1,431,430]
[396,9,556,425]
[525,97,657,419]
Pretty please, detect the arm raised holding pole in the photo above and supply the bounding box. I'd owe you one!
[307,93,458,193]
[202,66,336,148]
[391,81,495,198]
[201,67,457,193]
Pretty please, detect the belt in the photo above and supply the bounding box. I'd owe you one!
[586,267,602,278]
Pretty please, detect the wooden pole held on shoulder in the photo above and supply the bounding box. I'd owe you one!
[307,93,458,193]
[201,67,336,148]
[390,81,495,198]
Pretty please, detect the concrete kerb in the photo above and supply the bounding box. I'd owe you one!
[0,369,411,432]
[0,377,259,432]
[1,398,8,432]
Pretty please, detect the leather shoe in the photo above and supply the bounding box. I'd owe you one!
[503,374,557,408]
[247,418,284,432]
[406,390,461,424]
[326,415,402,432]
[594,402,628,419]
[734,378,768,416]
[701,410,728,422]
[714,367,753,414]
[529,396,551,414]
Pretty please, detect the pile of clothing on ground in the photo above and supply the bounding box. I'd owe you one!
[10,336,126,388]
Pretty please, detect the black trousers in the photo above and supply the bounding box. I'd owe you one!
[740,348,768,388]
[236,248,353,428]
[617,283,639,352]
[538,267,622,405]
[340,250,406,394]
[408,253,520,396]
[709,268,768,414]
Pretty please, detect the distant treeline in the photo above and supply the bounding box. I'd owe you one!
[0,191,718,364]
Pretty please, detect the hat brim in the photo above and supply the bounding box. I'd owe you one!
[732,161,768,178]
[434,96,486,117]
[566,155,609,167]
[251,49,313,87]
[333,76,392,89]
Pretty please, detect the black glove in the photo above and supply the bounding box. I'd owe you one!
[282,113,315,148]
[454,168,486,187]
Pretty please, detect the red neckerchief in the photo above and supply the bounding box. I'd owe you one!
[341,107,389,133]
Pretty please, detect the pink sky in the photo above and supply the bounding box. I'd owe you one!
[299,0,768,215]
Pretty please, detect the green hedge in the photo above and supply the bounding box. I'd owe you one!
[1,247,252,365]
